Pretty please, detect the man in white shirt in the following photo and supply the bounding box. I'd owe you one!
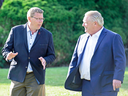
[65,11,126,96]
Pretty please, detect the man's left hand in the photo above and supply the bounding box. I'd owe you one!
[39,57,46,70]
[113,79,121,91]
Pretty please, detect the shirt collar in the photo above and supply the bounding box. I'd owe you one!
[27,25,30,32]
[95,27,104,37]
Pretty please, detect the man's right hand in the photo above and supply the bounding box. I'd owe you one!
[6,52,18,61]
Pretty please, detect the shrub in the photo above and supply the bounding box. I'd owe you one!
[0,0,127,67]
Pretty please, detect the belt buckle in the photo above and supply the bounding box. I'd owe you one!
[27,72,33,74]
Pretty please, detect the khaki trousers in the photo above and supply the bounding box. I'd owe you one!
[10,73,45,96]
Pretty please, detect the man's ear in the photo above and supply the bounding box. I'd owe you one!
[27,17,31,22]
[94,21,97,26]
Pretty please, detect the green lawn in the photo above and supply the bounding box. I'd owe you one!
[0,67,128,96]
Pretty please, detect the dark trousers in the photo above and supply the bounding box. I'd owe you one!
[10,73,45,96]
[82,79,118,96]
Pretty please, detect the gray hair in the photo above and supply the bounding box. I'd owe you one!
[27,7,44,18]
[84,11,104,26]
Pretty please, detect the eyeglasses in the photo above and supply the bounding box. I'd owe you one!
[32,17,45,21]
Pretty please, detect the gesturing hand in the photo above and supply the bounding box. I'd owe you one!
[6,52,18,61]
[38,57,46,70]
[113,79,121,91]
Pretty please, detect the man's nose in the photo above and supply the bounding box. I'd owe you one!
[82,22,85,26]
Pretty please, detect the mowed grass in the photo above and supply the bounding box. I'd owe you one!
[0,67,128,96]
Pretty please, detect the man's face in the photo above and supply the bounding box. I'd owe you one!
[82,16,95,34]
[29,12,44,30]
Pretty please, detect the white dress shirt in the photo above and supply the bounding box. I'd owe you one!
[27,25,38,72]
[79,27,103,80]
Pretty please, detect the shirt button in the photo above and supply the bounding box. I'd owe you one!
[28,57,30,59]
[26,67,27,68]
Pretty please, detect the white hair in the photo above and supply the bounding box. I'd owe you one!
[84,11,104,26]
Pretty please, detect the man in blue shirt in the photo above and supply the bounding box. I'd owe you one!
[2,7,55,96]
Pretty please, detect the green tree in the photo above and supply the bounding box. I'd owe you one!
[0,0,127,67]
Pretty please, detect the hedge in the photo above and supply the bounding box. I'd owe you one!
[0,0,127,67]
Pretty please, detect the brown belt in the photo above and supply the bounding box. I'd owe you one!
[85,79,90,81]
[26,72,33,74]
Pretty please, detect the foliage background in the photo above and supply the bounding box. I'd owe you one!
[0,0,128,67]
